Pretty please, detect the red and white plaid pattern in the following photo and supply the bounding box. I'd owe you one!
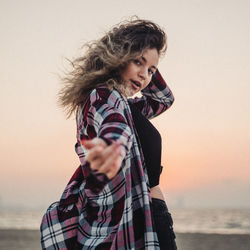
[40,70,174,249]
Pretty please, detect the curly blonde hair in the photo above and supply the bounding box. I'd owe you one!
[59,18,167,118]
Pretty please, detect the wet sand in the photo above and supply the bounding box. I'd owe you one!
[175,232,250,250]
[0,229,250,250]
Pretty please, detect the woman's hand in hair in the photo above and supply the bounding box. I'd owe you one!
[81,138,123,179]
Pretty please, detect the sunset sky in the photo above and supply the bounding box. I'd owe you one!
[0,0,249,209]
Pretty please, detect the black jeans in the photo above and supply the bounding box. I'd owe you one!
[152,198,177,250]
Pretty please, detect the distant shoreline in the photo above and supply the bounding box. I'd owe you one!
[1,229,250,250]
[2,208,250,235]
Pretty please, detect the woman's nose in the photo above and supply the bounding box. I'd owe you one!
[138,67,147,80]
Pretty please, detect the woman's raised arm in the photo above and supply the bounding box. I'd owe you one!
[128,70,174,119]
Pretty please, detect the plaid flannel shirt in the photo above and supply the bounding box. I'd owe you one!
[40,70,174,249]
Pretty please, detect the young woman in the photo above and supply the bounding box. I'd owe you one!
[41,18,177,249]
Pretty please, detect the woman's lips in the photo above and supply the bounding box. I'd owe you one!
[131,80,141,90]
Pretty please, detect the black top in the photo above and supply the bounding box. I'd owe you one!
[129,103,163,188]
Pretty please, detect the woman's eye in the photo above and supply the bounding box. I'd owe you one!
[148,69,154,75]
[133,59,141,65]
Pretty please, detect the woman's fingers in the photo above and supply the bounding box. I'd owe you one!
[86,142,116,164]
[81,138,107,149]
[104,155,123,179]
[89,143,123,178]
[98,145,122,179]
[99,145,120,173]
[82,138,123,179]
[85,145,104,163]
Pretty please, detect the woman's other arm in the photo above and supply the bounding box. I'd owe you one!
[128,70,174,119]
[76,87,133,194]
[81,138,123,180]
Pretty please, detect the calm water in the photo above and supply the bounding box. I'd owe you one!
[0,208,250,234]
[172,208,250,234]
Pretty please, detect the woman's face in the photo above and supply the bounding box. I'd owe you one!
[121,48,159,97]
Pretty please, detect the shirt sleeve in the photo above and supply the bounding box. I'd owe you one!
[76,87,133,194]
[128,69,175,119]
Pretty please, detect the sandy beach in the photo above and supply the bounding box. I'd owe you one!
[176,232,250,250]
[0,229,250,250]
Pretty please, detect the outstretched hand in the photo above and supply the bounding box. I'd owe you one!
[81,138,123,179]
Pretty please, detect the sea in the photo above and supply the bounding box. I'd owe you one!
[0,208,250,235]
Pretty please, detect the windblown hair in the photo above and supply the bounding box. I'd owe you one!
[59,18,167,118]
